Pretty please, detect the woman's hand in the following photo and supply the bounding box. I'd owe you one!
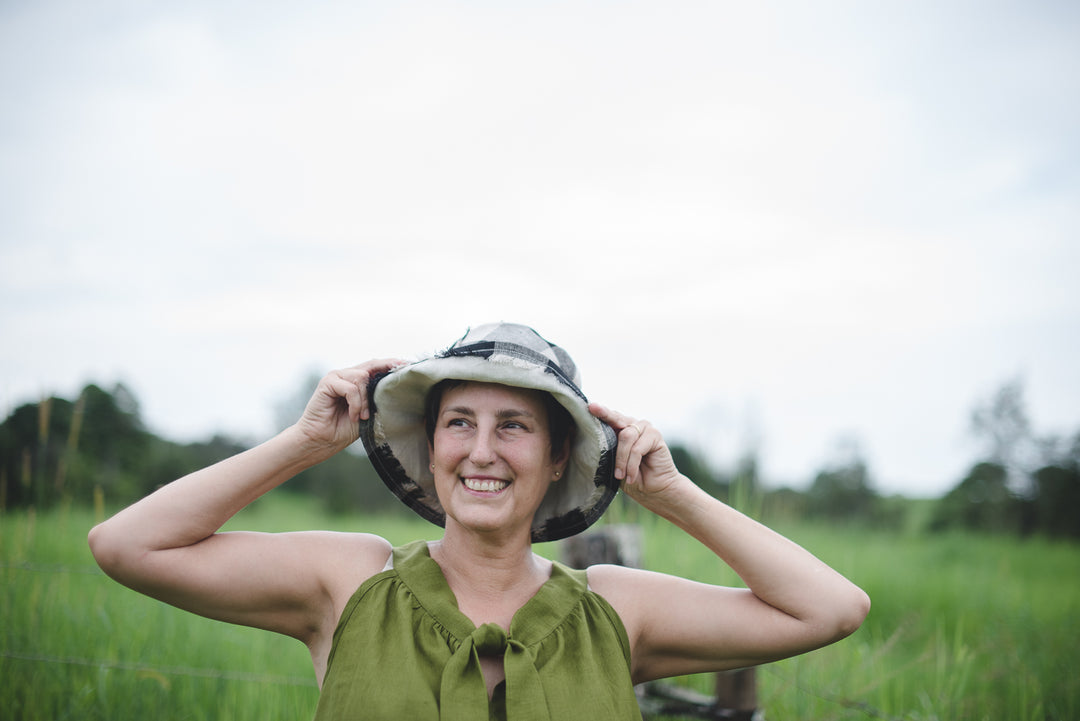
[294,358,407,458]
[589,403,685,505]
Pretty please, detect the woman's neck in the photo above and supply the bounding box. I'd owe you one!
[429,525,551,625]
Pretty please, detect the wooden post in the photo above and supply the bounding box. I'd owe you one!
[561,524,643,569]
[714,668,759,720]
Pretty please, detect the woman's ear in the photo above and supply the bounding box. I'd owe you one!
[552,437,571,469]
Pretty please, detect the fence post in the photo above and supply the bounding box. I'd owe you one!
[561,524,643,568]
[714,668,759,720]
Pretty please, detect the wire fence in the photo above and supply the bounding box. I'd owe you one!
[0,650,317,687]
[1,561,106,575]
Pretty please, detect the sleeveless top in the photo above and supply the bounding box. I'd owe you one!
[312,540,641,721]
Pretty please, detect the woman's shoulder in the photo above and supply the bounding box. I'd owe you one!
[278,529,392,557]
[276,530,393,596]
[584,562,654,594]
[584,564,684,635]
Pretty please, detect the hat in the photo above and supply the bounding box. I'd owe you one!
[358,323,619,543]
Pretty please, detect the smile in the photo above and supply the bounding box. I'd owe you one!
[462,477,509,493]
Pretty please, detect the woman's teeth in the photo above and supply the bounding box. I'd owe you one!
[463,478,509,492]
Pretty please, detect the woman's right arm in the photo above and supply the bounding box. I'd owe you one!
[87,359,404,644]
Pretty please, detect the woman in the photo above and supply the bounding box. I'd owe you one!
[89,323,870,720]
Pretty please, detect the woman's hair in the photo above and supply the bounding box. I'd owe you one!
[424,379,575,461]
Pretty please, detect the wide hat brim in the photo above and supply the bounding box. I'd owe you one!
[358,323,619,543]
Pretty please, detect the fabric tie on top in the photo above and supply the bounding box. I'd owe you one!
[439,623,550,721]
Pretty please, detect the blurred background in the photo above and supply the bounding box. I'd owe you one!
[2,0,1078,529]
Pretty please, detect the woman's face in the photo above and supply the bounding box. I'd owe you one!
[429,382,565,538]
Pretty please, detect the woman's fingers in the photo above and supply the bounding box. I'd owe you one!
[331,358,408,421]
[589,403,655,484]
[621,421,657,485]
[301,358,408,443]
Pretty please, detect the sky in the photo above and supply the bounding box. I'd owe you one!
[2,0,1078,498]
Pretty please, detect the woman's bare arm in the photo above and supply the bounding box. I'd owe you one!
[88,360,403,645]
[587,404,870,683]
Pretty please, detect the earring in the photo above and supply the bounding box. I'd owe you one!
[430,463,435,471]
[554,470,562,481]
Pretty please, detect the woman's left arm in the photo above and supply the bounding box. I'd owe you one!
[587,404,871,683]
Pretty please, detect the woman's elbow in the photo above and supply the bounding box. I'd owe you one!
[88,522,113,567]
[830,586,871,641]
[88,520,135,578]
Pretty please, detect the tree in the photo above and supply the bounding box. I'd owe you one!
[970,378,1034,490]
[669,443,726,499]
[933,379,1080,537]
[929,461,1032,534]
[805,437,878,521]
[1029,432,1080,539]
[0,383,151,509]
[1031,464,1080,538]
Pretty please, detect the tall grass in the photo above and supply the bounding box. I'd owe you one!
[2,495,1077,720]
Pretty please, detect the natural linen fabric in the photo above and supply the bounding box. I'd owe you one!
[312,540,641,721]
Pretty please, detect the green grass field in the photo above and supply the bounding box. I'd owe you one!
[2,494,1077,720]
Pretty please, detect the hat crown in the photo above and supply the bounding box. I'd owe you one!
[441,323,583,396]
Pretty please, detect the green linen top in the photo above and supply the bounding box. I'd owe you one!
[312,540,641,721]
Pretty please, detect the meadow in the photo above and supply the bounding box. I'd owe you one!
[2,494,1077,720]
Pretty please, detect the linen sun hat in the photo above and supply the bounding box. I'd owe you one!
[358,323,619,543]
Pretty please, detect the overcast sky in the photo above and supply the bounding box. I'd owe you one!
[2,0,1078,497]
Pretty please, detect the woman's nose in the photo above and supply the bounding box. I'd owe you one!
[468,429,498,465]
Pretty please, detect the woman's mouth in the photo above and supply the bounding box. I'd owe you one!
[462,477,509,493]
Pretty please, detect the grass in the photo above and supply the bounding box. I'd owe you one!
[2,494,1078,720]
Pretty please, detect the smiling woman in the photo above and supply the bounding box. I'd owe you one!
[88,322,869,721]
[364,324,621,545]
[430,382,569,543]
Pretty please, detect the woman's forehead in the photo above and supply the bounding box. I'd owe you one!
[439,380,548,412]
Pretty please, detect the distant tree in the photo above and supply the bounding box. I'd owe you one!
[805,437,878,521]
[0,383,151,509]
[0,398,70,508]
[141,434,251,496]
[75,383,151,502]
[934,380,1080,537]
[970,378,1034,491]
[669,443,727,499]
[1029,432,1080,539]
[929,462,1033,534]
[1031,464,1080,538]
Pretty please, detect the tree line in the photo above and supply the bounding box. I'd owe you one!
[0,382,398,517]
[1,378,1077,539]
